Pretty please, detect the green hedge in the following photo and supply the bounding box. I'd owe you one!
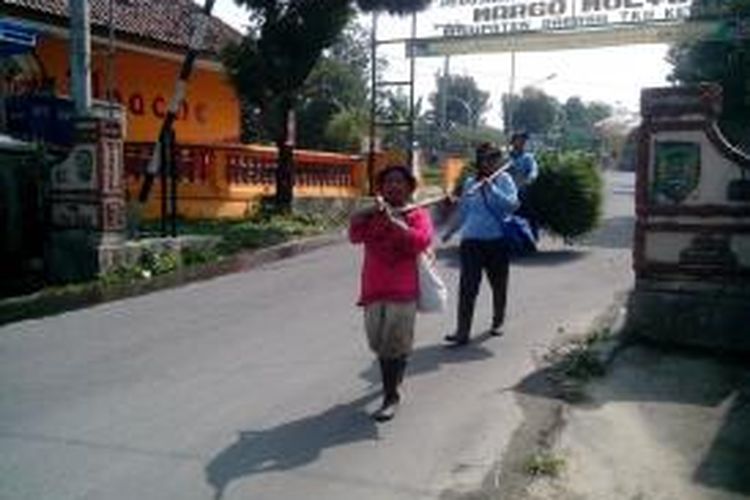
[527,151,603,239]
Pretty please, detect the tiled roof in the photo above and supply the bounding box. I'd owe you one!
[5,0,243,56]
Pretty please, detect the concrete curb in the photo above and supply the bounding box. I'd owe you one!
[588,298,630,371]
[0,231,347,326]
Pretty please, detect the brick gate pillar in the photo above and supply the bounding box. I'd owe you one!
[629,84,750,351]
[46,115,126,283]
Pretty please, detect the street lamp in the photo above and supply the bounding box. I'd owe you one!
[445,95,474,129]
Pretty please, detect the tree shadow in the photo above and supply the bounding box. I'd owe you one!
[511,249,586,267]
[358,333,495,385]
[513,340,750,496]
[204,391,380,500]
[435,245,586,269]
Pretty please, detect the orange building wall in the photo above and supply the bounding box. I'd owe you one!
[35,36,241,144]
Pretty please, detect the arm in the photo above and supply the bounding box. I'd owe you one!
[348,213,370,244]
[441,177,474,242]
[403,208,434,255]
[349,197,386,243]
[384,207,433,255]
[525,154,539,184]
[441,201,465,243]
[488,173,519,214]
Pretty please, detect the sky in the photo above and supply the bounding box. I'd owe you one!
[203,0,674,127]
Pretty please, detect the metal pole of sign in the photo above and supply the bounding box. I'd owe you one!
[368,12,378,195]
[169,130,178,238]
[138,0,216,203]
[159,132,167,237]
[440,55,450,155]
[408,11,417,170]
[69,0,92,117]
[508,47,516,135]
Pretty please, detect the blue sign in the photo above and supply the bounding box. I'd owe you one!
[6,95,75,147]
[0,19,37,57]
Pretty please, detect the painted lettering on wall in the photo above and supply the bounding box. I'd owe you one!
[91,72,206,124]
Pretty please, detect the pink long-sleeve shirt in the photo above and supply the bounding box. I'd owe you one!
[349,207,433,306]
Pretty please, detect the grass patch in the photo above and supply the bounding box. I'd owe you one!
[139,211,335,257]
[523,452,566,478]
[546,328,611,381]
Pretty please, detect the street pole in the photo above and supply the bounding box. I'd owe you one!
[69,0,91,116]
[507,48,516,135]
[440,55,450,155]
[139,0,216,203]
[408,11,417,170]
[368,12,378,195]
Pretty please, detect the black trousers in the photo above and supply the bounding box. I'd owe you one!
[456,239,510,337]
[517,189,539,239]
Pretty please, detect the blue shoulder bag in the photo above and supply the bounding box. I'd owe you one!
[480,187,537,257]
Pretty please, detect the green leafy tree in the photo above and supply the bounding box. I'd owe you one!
[502,86,561,137]
[325,107,369,152]
[559,97,612,151]
[297,23,371,151]
[667,0,750,147]
[429,74,490,129]
[223,0,431,211]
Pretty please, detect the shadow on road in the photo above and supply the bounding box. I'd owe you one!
[435,245,586,269]
[205,391,380,500]
[358,334,495,386]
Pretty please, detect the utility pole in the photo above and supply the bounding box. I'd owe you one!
[69,0,91,116]
[440,55,450,154]
[507,48,516,134]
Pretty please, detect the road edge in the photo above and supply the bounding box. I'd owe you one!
[0,231,347,326]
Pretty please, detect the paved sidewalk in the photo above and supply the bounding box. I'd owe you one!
[492,335,750,500]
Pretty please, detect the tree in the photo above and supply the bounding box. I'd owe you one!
[297,23,371,151]
[325,107,369,152]
[223,0,432,211]
[429,74,490,129]
[502,86,560,138]
[558,97,612,151]
[667,0,750,147]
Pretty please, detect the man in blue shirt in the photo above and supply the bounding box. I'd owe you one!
[508,131,539,237]
[442,144,519,345]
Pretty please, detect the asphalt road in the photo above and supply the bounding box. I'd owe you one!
[0,172,635,500]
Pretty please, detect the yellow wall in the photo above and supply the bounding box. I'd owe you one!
[125,143,368,220]
[35,36,241,144]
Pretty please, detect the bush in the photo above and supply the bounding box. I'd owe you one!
[527,151,603,239]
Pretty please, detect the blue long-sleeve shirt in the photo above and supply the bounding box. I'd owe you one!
[509,151,539,188]
[455,173,519,241]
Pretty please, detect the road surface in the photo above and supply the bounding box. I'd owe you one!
[0,172,635,500]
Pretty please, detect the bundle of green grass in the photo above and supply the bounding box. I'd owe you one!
[526,151,603,239]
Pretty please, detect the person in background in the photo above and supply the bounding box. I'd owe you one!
[508,131,540,237]
[349,165,433,421]
[442,144,519,346]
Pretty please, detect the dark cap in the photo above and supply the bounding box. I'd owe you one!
[376,164,417,191]
[476,143,502,164]
[510,131,529,142]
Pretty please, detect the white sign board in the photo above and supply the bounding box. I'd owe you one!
[407,0,737,55]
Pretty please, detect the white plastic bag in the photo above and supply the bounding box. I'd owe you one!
[417,252,448,313]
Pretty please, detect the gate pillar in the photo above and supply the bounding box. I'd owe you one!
[45,116,126,283]
[630,84,750,351]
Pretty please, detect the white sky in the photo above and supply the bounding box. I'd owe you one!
[204,0,673,127]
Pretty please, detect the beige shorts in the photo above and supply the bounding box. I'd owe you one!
[364,301,417,358]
